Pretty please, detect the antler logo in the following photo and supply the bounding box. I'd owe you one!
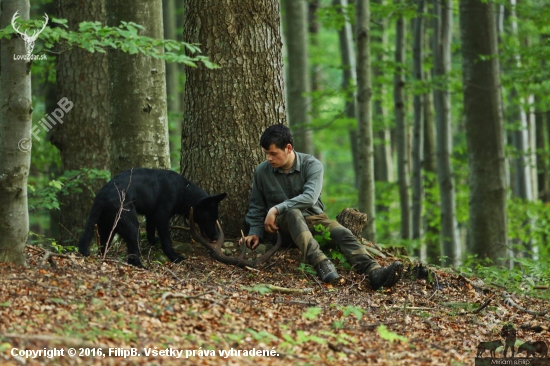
[11,11,48,56]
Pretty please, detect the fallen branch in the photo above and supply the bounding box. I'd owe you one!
[471,298,492,314]
[390,306,434,311]
[41,250,77,267]
[273,299,319,306]
[502,292,547,316]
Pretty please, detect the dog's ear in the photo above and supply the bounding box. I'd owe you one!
[212,193,227,203]
[196,193,226,208]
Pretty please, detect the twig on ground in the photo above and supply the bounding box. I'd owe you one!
[471,298,492,314]
[263,284,313,294]
[502,292,547,316]
[165,268,182,282]
[40,250,77,266]
[273,299,319,306]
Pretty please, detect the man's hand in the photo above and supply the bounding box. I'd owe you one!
[239,235,260,249]
[264,207,279,234]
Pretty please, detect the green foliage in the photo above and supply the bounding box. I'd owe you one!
[336,304,366,321]
[313,224,352,269]
[0,18,216,68]
[313,224,331,246]
[302,307,323,320]
[377,325,408,343]
[28,232,77,254]
[240,284,272,295]
[297,263,317,276]
[459,254,550,301]
[28,168,110,212]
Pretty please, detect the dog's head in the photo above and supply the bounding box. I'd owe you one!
[193,193,227,240]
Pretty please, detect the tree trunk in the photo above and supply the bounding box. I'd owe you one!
[394,7,411,240]
[107,0,171,175]
[50,0,110,244]
[459,0,509,266]
[422,64,440,263]
[308,0,321,129]
[372,0,393,189]
[355,0,376,241]
[163,0,181,166]
[0,0,32,265]
[333,0,358,186]
[535,95,548,202]
[182,0,286,238]
[283,0,313,155]
[433,0,459,266]
[412,0,425,246]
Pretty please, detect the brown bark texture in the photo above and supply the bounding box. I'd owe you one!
[50,0,110,244]
[107,0,171,175]
[459,0,508,265]
[0,0,32,265]
[181,0,287,238]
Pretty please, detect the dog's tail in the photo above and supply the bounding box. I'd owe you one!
[77,200,103,256]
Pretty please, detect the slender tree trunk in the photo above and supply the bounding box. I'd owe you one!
[394,7,411,240]
[373,0,393,188]
[182,0,286,238]
[423,67,439,263]
[0,0,32,265]
[412,0,425,246]
[283,0,313,155]
[107,0,170,175]
[535,95,548,202]
[433,0,459,266]
[164,0,181,166]
[355,0,376,240]
[308,0,321,129]
[459,0,509,266]
[334,0,359,186]
[50,0,110,244]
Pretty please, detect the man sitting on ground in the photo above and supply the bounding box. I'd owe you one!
[239,124,403,289]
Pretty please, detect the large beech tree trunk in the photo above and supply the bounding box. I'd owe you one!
[182,0,286,238]
[51,0,110,244]
[107,0,171,175]
[459,0,509,266]
[0,0,32,265]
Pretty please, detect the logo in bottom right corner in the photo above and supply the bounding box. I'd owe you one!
[475,324,550,365]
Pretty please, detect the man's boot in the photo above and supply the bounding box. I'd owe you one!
[314,259,341,283]
[369,261,403,290]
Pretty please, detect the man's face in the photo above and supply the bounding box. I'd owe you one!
[263,143,292,169]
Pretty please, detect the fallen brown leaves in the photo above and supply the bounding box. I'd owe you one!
[0,245,549,365]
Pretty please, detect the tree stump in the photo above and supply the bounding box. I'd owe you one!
[336,208,368,238]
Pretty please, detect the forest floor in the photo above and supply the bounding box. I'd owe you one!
[1,239,549,366]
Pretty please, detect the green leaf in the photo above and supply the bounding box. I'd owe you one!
[377,325,408,343]
[302,307,323,320]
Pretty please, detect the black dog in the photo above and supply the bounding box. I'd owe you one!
[78,168,226,267]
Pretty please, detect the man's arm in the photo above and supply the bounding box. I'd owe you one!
[273,159,324,215]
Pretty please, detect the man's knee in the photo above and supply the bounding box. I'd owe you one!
[330,226,356,242]
[283,209,306,225]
